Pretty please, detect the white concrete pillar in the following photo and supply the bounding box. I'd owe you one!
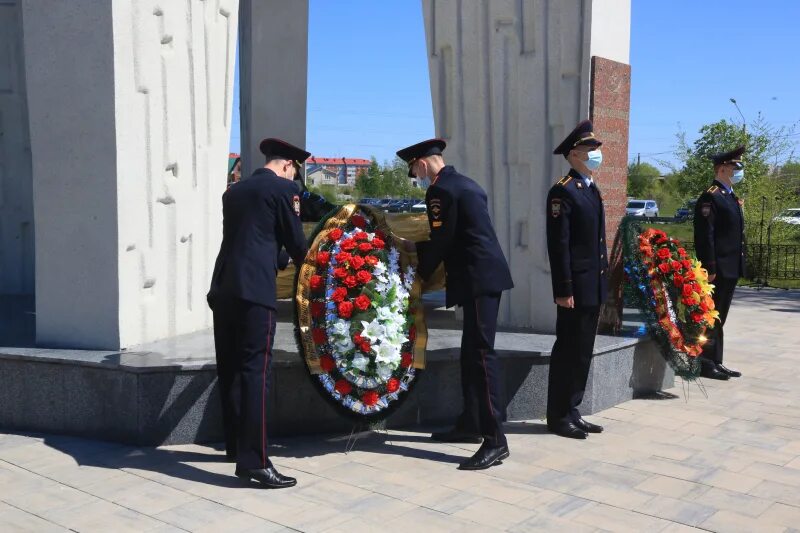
[238,0,308,176]
[22,0,239,349]
[0,0,34,296]
[423,0,630,332]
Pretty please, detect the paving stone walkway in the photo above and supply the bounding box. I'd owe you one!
[2,288,799,532]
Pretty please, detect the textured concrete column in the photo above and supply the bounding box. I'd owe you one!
[22,0,239,349]
[238,0,308,176]
[423,0,630,332]
[0,0,34,296]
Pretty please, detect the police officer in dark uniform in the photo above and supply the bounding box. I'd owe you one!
[292,166,337,222]
[546,120,609,439]
[207,138,309,488]
[397,138,514,471]
[693,146,746,380]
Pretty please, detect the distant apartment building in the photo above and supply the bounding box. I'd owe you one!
[306,156,371,187]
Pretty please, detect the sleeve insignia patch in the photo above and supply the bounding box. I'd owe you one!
[701,202,711,217]
[429,198,442,220]
[550,198,562,218]
[292,195,301,216]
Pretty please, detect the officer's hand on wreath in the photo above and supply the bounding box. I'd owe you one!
[555,296,574,308]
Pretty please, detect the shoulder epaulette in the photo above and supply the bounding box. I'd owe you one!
[557,176,573,187]
[707,185,719,194]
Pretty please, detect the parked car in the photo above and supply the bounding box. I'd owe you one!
[674,200,697,222]
[773,208,800,225]
[626,199,659,218]
[409,201,427,213]
[386,199,407,213]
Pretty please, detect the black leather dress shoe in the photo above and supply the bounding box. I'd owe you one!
[235,467,297,489]
[700,365,730,380]
[716,364,741,378]
[574,417,603,434]
[458,444,509,471]
[547,420,588,439]
[431,428,483,444]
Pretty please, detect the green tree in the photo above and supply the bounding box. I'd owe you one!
[671,116,798,246]
[355,157,383,198]
[627,161,660,198]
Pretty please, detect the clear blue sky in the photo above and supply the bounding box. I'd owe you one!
[230,1,799,170]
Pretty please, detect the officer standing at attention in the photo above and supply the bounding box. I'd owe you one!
[546,120,609,440]
[207,138,309,488]
[397,138,514,471]
[693,146,746,380]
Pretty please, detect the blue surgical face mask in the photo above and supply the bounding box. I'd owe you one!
[731,168,744,184]
[417,176,431,188]
[585,149,603,171]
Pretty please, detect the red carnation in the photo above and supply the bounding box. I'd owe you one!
[344,275,358,288]
[341,239,357,252]
[354,231,369,241]
[375,230,386,240]
[387,378,400,393]
[656,236,668,244]
[699,300,709,312]
[409,326,417,342]
[319,354,336,373]
[333,267,348,279]
[335,251,351,265]
[657,248,671,260]
[685,270,696,281]
[338,301,354,319]
[360,340,372,353]
[350,255,365,270]
[671,260,683,272]
[353,333,363,344]
[334,379,352,395]
[331,287,348,303]
[351,215,366,228]
[312,328,327,345]
[672,275,684,287]
[311,301,325,318]
[691,282,702,293]
[328,228,343,241]
[682,295,698,306]
[678,248,687,257]
[365,256,379,267]
[358,242,373,253]
[356,270,372,285]
[362,391,379,406]
[691,312,704,323]
[316,251,331,266]
[401,352,413,368]
[310,274,324,291]
[371,238,386,249]
[354,294,371,311]
[658,263,670,274]
[682,284,695,297]
[682,259,692,269]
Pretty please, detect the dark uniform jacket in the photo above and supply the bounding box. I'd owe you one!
[207,168,308,310]
[545,168,609,307]
[693,180,745,279]
[416,165,514,308]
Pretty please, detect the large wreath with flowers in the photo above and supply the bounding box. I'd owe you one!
[622,219,719,378]
[294,204,426,421]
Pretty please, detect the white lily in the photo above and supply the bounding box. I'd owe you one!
[351,354,369,371]
[373,341,401,365]
[360,318,385,342]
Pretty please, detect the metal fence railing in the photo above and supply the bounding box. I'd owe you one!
[679,242,800,282]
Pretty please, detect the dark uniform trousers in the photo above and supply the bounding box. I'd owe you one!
[213,296,276,470]
[547,305,600,425]
[455,293,507,447]
[699,276,737,367]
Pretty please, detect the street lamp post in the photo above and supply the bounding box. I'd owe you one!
[729,98,747,134]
